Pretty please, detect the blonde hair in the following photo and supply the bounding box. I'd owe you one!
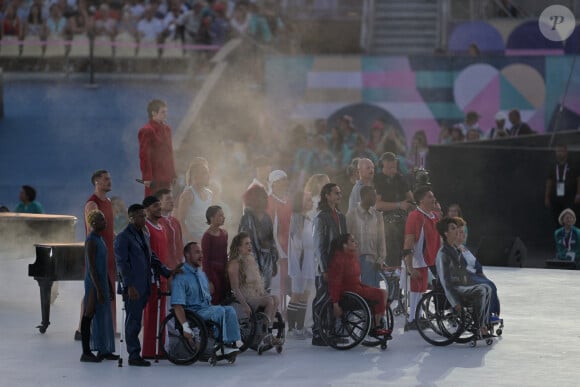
[185,157,209,186]
[304,173,330,196]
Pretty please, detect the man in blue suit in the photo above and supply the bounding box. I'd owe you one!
[115,203,178,367]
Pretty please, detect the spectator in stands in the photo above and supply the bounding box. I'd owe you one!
[367,120,385,155]
[459,111,482,136]
[136,5,163,42]
[117,7,138,38]
[350,135,378,167]
[305,135,337,177]
[488,112,509,139]
[66,0,90,39]
[450,125,465,143]
[248,3,272,43]
[327,126,349,168]
[438,122,452,144]
[407,130,429,169]
[2,4,24,39]
[347,157,374,212]
[508,109,534,136]
[161,1,184,42]
[262,0,285,42]
[466,128,482,142]
[24,2,47,40]
[545,144,580,228]
[229,1,249,37]
[94,3,118,39]
[209,2,229,45]
[377,126,402,159]
[46,3,67,37]
[338,115,357,149]
[497,0,519,17]
[346,186,386,287]
[468,43,480,57]
[554,208,580,266]
[0,205,9,212]
[177,158,212,243]
[15,185,44,214]
[126,0,145,21]
[247,155,271,190]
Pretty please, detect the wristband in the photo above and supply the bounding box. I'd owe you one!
[182,321,193,335]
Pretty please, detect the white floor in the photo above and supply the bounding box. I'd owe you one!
[2,256,580,387]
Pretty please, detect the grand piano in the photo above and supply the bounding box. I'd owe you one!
[0,212,81,334]
[28,242,85,333]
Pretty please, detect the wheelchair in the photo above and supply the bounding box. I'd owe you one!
[318,291,393,350]
[235,304,285,355]
[158,308,238,366]
[414,284,504,348]
[378,266,408,318]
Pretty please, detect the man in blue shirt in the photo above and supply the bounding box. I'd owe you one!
[171,242,240,355]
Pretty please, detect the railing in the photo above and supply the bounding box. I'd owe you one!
[361,0,375,53]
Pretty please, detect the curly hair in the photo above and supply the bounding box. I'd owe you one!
[86,209,104,226]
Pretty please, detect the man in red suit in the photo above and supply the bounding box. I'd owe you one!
[141,195,169,359]
[139,100,176,197]
[155,188,183,269]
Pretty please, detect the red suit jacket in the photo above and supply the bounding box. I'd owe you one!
[138,120,176,196]
[159,215,183,270]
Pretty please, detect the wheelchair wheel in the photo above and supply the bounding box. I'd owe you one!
[362,306,394,347]
[415,291,465,346]
[320,292,372,350]
[238,313,258,353]
[379,270,408,318]
[160,310,208,365]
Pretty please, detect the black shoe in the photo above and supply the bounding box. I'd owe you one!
[128,357,151,367]
[97,353,120,361]
[74,330,82,341]
[404,321,417,331]
[311,336,328,347]
[80,353,102,363]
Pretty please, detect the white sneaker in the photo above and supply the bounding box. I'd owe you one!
[222,346,239,356]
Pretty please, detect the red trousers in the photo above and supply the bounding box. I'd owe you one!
[349,285,386,315]
[141,285,167,358]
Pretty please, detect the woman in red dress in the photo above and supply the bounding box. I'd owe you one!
[201,205,228,304]
[327,233,390,336]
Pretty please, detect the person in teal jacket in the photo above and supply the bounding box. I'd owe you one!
[554,208,580,267]
[15,185,44,214]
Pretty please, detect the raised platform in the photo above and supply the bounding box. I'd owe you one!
[2,256,579,386]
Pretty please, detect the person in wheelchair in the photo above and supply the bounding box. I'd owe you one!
[453,217,501,323]
[226,232,281,346]
[435,217,493,338]
[327,233,391,338]
[170,242,240,356]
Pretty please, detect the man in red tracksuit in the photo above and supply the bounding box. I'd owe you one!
[138,100,176,197]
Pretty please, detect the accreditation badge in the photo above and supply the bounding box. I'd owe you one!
[557,182,565,197]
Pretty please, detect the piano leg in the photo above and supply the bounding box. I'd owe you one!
[36,278,53,333]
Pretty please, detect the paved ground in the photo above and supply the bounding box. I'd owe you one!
[3,254,579,387]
